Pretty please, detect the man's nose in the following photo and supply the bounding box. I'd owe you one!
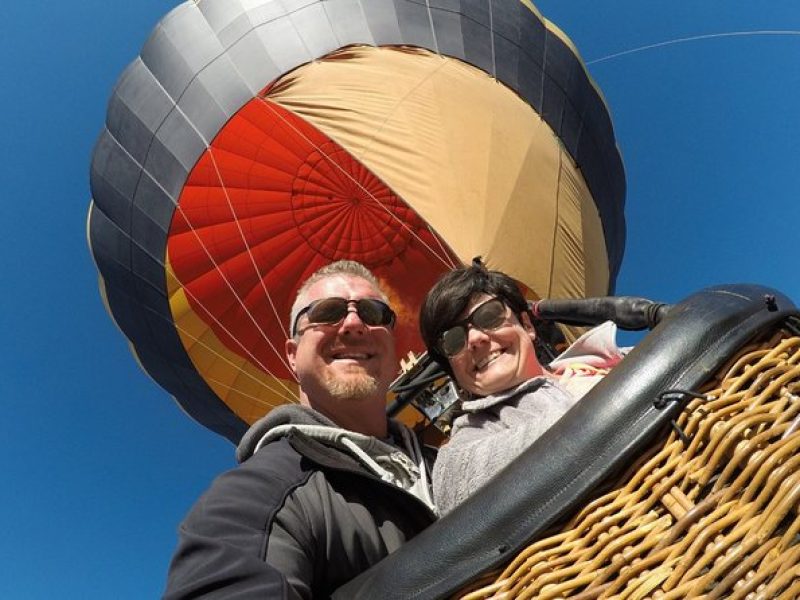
[339,305,366,333]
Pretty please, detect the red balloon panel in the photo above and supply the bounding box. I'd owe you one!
[168,98,457,382]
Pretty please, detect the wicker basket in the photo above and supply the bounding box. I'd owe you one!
[458,326,800,599]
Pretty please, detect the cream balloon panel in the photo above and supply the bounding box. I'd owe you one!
[267,45,610,303]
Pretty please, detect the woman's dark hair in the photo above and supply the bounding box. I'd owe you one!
[419,258,531,371]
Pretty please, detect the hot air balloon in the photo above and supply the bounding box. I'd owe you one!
[88,0,625,442]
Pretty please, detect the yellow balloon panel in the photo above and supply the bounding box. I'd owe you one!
[166,263,299,424]
[266,45,611,302]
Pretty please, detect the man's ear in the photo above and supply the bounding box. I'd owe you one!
[520,312,537,342]
[285,337,298,374]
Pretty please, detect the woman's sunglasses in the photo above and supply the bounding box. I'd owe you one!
[437,297,509,357]
[293,297,396,336]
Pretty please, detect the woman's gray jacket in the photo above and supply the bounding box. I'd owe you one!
[163,405,437,599]
[433,377,577,514]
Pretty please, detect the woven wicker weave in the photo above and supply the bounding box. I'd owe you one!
[457,327,800,599]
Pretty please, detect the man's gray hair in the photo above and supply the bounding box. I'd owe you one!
[289,260,388,336]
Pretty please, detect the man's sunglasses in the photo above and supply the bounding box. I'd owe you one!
[437,297,509,357]
[293,297,396,336]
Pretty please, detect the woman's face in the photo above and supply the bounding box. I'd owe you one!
[446,294,544,396]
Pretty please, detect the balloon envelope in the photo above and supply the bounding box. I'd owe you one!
[88,0,625,442]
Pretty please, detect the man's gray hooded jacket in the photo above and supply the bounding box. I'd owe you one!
[164,404,436,599]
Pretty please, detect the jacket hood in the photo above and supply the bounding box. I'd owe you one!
[236,404,336,463]
[236,404,436,512]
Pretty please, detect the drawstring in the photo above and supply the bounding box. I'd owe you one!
[341,437,396,482]
[343,426,435,511]
[397,423,436,511]
[254,422,436,511]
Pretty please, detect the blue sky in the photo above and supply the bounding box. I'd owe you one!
[3,1,800,597]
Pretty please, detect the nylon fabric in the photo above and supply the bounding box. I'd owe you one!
[88,0,626,442]
[265,45,611,303]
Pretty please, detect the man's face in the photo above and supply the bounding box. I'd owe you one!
[286,275,397,420]
[447,293,543,397]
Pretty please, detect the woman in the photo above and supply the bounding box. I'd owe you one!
[419,262,579,514]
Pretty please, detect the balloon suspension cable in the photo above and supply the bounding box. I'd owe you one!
[256,97,459,272]
[171,198,294,375]
[488,0,496,78]
[355,74,467,274]
[587,30,800,65]
[205,375,297,408]
[426,222,459,269]
[137,282,299,405]
[423,0,440,55]
[169,272,299,402]
[168,93,294,362]
[170,73,295,339]
[107,119,298,397]
[343,50,448,171]
[200,144,292,340]
[165,203,299,388]
[123,60,485,411]
[138,75,299,384]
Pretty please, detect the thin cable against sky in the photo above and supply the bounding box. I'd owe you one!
[587,30,800,65]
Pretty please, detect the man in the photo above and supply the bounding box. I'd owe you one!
[164,260,436,599]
